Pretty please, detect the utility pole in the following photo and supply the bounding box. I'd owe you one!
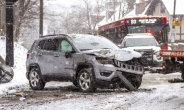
[173,0,176,29]
[171,0,176,42]
[39,0,43,37]
[6,0,18,67]
[5,0,18,67]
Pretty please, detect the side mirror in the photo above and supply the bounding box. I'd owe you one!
[158,43,163,47]
[65,52,72,58]
[64,49,75,58]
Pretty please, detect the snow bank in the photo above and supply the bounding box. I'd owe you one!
[0,38,29,95]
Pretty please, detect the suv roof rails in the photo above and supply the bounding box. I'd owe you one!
[41,34,67,38]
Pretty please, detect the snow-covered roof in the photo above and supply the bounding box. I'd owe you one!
[124,1,151,17]
[97,2,127,27]
[162,0,184,15]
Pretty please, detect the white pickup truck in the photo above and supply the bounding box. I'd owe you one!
[119,33,164,72]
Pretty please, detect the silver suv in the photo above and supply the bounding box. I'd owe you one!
[26,34,144,92]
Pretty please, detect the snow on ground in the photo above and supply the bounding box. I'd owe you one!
[0,38,28,95]
[21,72,184,110]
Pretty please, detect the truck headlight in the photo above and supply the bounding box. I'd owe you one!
[154,51,162,60]
[156,55,162,60]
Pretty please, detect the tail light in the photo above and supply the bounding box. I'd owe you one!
[161,44,168,50]
[27,53,29,59]
[162,17,167,24]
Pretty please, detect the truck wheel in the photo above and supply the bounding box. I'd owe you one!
[29,68,45,90]
[77,68,96,92]
[124,75,142,90]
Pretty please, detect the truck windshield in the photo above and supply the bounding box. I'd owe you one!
[125,37,158,47]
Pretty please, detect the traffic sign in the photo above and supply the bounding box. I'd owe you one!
[172,18,181,26]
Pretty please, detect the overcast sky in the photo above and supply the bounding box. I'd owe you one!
[45,0,81,7]
[45,0,97,7]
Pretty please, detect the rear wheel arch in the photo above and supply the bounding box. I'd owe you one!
[28,64,42,79]
[75,63,95,79]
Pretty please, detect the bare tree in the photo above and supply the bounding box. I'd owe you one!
[60,0,105,34]
[125,0,136,13]
[14,0,39,41]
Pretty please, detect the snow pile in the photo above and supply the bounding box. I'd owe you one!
[0,38,29,95]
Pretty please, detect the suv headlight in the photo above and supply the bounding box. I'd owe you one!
[96,57,114,64]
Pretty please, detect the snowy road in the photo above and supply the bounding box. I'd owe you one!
[0,72,184,110]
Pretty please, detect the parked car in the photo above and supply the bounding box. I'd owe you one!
[120,33,163,72]
[26,34,144,92]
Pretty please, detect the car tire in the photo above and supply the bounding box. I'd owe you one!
[77,68,96,92]
[124,74,142,90]
[29,68,45,90]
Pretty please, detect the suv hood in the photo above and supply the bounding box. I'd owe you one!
[82,49,141,61]
[126,46,161,52]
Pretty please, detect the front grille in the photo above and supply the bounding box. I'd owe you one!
[114,60,144,74]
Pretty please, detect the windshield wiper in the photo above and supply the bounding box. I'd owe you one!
[80,49,92,51]
[101,48,111,49]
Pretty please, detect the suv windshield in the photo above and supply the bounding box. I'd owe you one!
[125,37,158,47]
[70,35,120,51]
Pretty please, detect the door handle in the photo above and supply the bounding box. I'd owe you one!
[37,53,42,56]
[54,54,60,57]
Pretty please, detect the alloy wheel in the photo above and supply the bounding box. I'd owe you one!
[79,72,91,90]
[29,71,40,87]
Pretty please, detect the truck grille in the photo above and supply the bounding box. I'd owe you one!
[134,49,153,66]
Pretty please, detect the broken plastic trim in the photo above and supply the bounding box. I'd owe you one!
[114,60,144,75]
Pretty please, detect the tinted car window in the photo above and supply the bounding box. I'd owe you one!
[38,39,57,51]
[38,40,45,49]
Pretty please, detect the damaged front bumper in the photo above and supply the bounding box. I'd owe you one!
[94,62,145,90]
